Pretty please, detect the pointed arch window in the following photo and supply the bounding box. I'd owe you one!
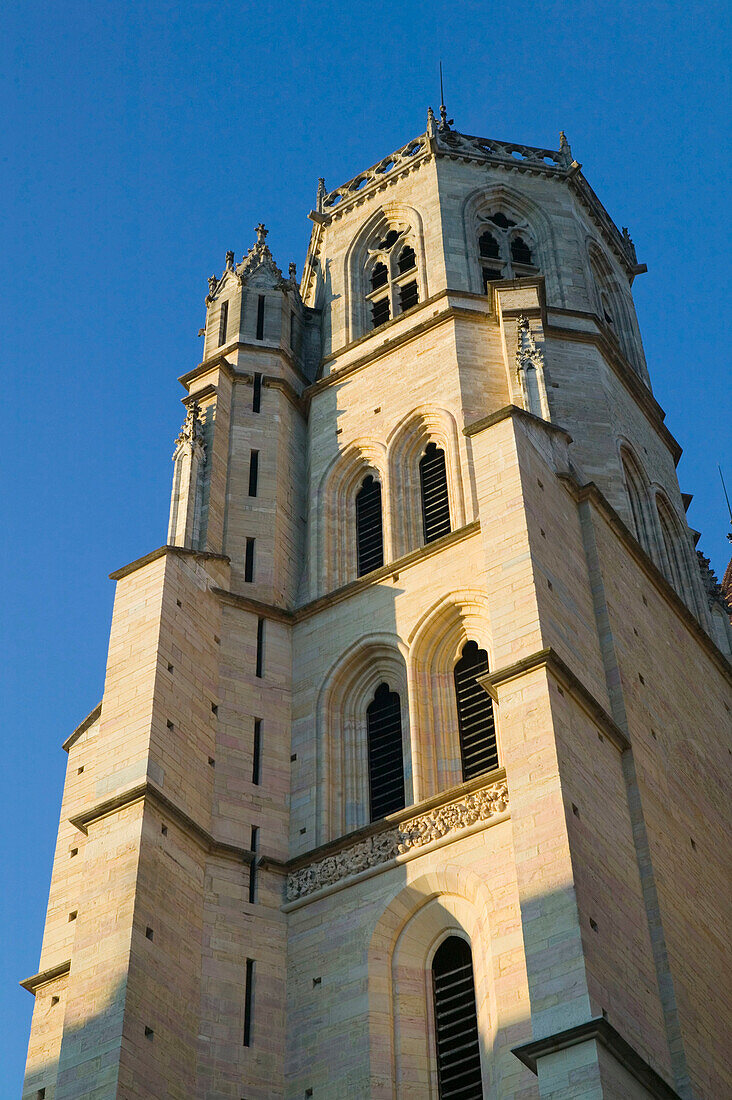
[478,212,538,291]
[454,641,497,780]
[367,683,405,821]
[419,443,451,543]
[432,936,483,1099]
[366,229,420,329]
[355,474,384,576]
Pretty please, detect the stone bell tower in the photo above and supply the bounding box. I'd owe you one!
[23,106,731,1100]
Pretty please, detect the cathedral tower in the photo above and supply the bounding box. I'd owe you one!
[22,109,731,1100]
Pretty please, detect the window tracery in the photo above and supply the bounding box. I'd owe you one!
[477,212,538,290]
[365,227,420,328]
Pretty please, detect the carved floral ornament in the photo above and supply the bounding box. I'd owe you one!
[516,315,544,367]
[286,779,509,902]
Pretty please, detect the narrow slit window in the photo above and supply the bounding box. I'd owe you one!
[419,443,451,543]
[248,450,259,497]
[355,475,384,576]
[252,718,262,784]
[252,372,262,413]
[399,280,419,312]
[454,641,497,780]
[256,295,265,340]
[366,683,405,821]
[245,538,255,582]
[432,937,483,1098]
[243,958,254,1046]
[248,826,259,903]
[218,299,229,346]
[255,618,264,678]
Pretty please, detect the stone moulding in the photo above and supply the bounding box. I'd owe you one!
[286,778,509,903]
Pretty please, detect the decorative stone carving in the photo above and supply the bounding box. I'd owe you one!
[174,400,204,455]
[237,223,284,286]
[286,779,509,901]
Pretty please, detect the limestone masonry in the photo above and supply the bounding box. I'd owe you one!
[22,107,732,1099]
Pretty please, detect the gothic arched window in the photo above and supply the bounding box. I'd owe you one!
[478,212,538,290]
[355,474,384,576]
[657,496,690,603]
[367,682,405,820]
[419,442,451,543]
[366,229,420,329]
[453,641,498,780]
[621,452,653,559]
[432,936,483,1099]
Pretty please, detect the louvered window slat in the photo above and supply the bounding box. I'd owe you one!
[432,937,483,1099]
[356,476,384,576]
[420,444,451,543]
[454,642,498,780]
[367,683,405,821]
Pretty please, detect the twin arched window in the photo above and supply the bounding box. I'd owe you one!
[355,445,451,578]
[366,230,419,329]
[432,936,483,1098]
[364,641,497,823]
[478,212,537,290]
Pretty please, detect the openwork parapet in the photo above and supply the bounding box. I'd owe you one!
[286,779,509,902]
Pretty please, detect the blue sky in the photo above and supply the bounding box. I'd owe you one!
[1,0,730,1087]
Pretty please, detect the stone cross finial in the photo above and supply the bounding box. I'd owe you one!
[255,223,268,246]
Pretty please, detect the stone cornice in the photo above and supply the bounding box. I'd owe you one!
[179,358,306,413]
[563,477,732,682]
[108,545,230,583]
[211,521,481,625]
[68,779,255,864]
[478,647,630,752]
[464,404,573,445]
[180,340,311,390]
[20,959,71,996]
[63,701,102,753]
[544,317,681,464]
[284,772,509,908]
[512,1017,681,1099]
[310,289,491,392]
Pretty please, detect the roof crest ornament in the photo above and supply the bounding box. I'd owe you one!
[559,130,574,167]
[316,178,327,214]
[174,400,204,455]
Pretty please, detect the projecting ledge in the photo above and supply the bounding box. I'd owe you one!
[108,544,230,582]
[463,403,573,444]
[20,959,71,995]
[512,1017,682,1100]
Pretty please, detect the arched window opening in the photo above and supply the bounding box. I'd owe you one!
[454,641,497,780]
[371,262,388,291]
[657,501,689,601]
[419,443,451,543]
[621,455,652,557]
[365,229,420,329]
[478,231,500,259]
[397,245,416,274]
[511,235,533,265]
[432,936,483,1099]
[355,474,384,576]
[478,213,537,291]
[366,682,405,821]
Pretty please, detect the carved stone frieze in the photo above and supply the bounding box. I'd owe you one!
[286,779,509,902]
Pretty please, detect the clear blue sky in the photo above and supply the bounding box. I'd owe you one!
[1,0,730,1088]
